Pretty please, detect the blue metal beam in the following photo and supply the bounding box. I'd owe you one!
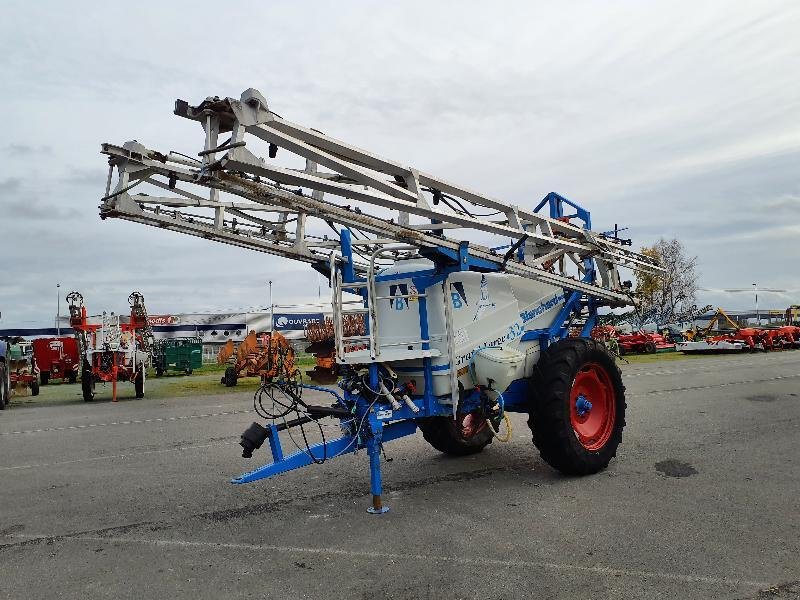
[231,434,358,484]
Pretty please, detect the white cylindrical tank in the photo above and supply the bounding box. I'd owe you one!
[367,258,566,396]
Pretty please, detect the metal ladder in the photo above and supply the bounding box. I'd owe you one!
[330,245,443,364]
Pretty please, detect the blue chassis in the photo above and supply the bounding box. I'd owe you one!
[232,193,602,508]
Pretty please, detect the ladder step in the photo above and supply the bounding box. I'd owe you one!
[377,340,430,348]
[372,294,427,300]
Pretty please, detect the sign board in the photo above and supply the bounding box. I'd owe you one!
[148,315,180,326]
[272,312,324,331]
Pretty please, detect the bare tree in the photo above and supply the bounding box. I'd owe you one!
[634,238,702,327]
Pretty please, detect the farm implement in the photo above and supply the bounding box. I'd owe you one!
[615,331,674,355]
[589,326,674,356]
[32,337,80,384]
[217,331,296,387]
[3,340,39,400]
[152,337,202,376]
[68,291,155,402]
[304,315,365,384]
[98,87,663,511]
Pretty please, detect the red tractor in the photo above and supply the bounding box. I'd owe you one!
[68,291,154,402]
[32,337,80,385]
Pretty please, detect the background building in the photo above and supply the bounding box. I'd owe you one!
[0,306,333,363]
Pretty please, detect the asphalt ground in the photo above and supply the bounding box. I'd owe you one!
[1,352,799,600]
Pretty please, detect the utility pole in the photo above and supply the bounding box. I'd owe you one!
[268,280,273,332]
[56,282,61,335]
[752,283,759,326]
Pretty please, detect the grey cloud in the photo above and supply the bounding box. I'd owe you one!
[763,195,800,214]
[3,143,52,156]
[0,177,22,193]
[5,197,80,220]
[61,168,108,187]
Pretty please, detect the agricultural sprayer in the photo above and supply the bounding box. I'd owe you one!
[98,88,662,511]
[68,291,155,402]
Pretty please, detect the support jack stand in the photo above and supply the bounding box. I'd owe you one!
[367,494,389,515]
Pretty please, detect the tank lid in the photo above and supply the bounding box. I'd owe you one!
[474,346,524,365]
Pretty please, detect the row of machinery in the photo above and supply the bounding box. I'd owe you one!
[677,308,800,353]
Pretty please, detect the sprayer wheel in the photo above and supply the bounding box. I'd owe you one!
[82,363,95,402]
[418,411,495,456]
[134,367,145,399]
[0,364,7,410]
[223,367,238,387]
[528,338,626,475]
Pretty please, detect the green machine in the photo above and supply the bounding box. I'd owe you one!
[152,338,203,376]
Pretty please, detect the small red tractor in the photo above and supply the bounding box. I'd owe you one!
[32,337,80,385]
[217,330,296,387]
[68,291,155,402]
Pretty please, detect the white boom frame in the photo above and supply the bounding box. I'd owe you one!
[99,88,662,305]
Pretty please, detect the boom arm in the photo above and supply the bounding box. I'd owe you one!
[99,88,662,305]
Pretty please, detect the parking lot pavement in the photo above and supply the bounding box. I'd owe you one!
[1,352,799,600]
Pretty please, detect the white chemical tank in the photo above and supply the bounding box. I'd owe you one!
[363,258,567,397]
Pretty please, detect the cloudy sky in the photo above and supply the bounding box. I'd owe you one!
[1,1,798,327]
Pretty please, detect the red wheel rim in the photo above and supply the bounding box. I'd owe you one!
[457,411,488,439]
[570,362,615,451]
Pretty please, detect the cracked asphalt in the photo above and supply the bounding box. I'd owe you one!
[1,352,799,599]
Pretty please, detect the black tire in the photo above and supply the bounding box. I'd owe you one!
[67,370,77,384]
[645,342,657,354]
[155,367,164,377]
[134,367,144,399]
[528,338,626,475]
[40,372,50,386]
[223,366,238,387]
[82,363,95,402]
[0,364,7,410]
[185,368,193,376]
[418,411,496,456]
[30,380,40,396]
